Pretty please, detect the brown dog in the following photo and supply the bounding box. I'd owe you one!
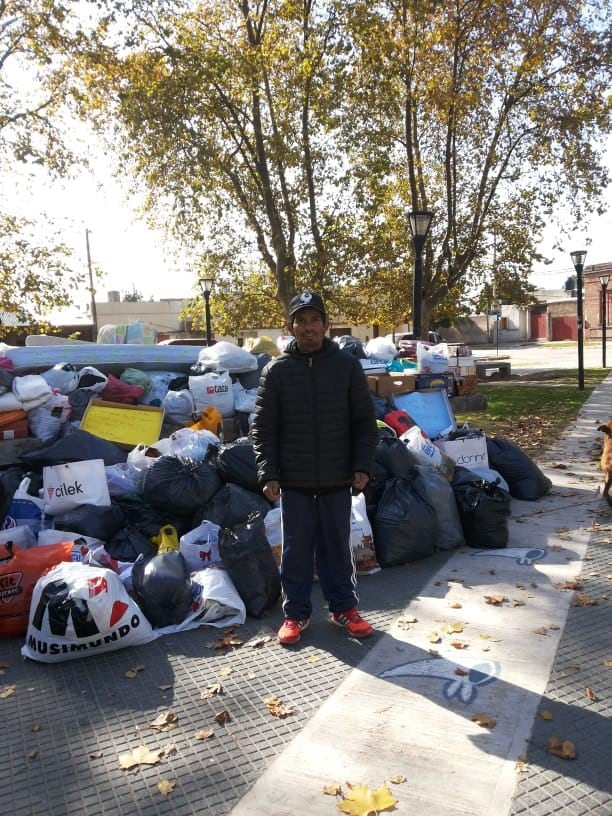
[597,420,612,505]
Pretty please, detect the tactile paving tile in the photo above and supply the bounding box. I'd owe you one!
[0,551,453,816]
[508,528,612,816]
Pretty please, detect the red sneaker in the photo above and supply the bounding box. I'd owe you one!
[277,619,309,645]
[331,608,373,638]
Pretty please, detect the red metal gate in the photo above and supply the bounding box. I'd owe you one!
[530,311,548,339]
[551,315,576,340]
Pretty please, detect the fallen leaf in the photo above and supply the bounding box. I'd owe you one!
[484,595,506,605]
[511,599,525,607]
[571,594,597,607]
[124,664,145,679]
[450,641,468,650]
[214,710,231,725]
[263,695,295,719]
[448,602,462,609]
[247,635,271,648]
[0,685,16,699]
[27,748,39,759]
[388,775,406,784]
[89,750,103,759]
[158,684,173,691]
[454,667,469,676]
[323,782,342,795]
[534,627,548,635]
[585,687,598,702]
[539,710,553,720]
[398,614,417,625]
[150,711,178,732]
[200,683,223,699]
[604,661,612,668]
[210,636,244,650]
[218,667,234,677]
[548,624,560,630]
[428,631,441,643]
[194,728,214,741]
[118,746,162,770]
[159,742,177,758]
[472,713,496,728]
[428,649,439,656]
[546,736,576,760]
[337,782,398,816]
[442,622,464,634]
[307,654,321,663]
[447,577,464,583]
[554,581,582,591]
[157,779,176,796]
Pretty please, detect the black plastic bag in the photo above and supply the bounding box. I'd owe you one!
[19,429,127,466]
[113,495,192,539]
[336,335,367,359]
[196,483,271,530]
[452,466,511,549]
[486,437,552,501]
[106,525,158,562]
[142,455,222,514]
[213,439,260,492]
[373,476,437,567]
[52,503,127,541]
[374,436,420,479]
[218,513,280,617]
[413,465,465,551]
[0,466,27,522]
[132,551,192,627]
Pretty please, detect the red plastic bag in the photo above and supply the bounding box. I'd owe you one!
[100,373,145,404]
[384,409,416,436]
[0,540,77,638]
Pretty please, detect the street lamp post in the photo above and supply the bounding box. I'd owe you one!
[198,276,215,346]
[570,250,587,390]
[408,211,434,340]
[599,273,609,369]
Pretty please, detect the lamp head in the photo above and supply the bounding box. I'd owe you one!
[570,250,587,271]
[599,273,610,287]
[199,276,215,295]
[408,210,434,239]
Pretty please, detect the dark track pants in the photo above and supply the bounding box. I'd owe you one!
[279,487,358,621]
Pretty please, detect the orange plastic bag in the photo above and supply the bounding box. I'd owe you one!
[0,541,77,638]
[187,406,224,439]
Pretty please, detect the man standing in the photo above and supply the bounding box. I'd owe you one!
[251,291,378,645]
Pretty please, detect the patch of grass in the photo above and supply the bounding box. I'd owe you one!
[454,368,608,459]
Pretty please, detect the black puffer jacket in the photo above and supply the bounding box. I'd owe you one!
[251,337,377,490]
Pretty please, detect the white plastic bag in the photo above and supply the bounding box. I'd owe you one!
[43,459,111,515]
[263,507,282,569]
[153,567,246,636]
[350,492,381,574]
[365,337,397,361]
[417,342,449,373]
[232,381,258,414]
[27,391,72,441]
[179,520,222,571]
[401,425,444,466]
[189,370,234,417]
[163,427,220,460]
[21,562,156,662]
[40,363,79,394]
[196,341,258,374]
[2,476,50,536]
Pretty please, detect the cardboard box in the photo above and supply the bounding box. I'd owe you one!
[415,373,454,396]
[436,432,489,470]
[80,399,164,449]
[368,374,415,398]
[455,375,478,396]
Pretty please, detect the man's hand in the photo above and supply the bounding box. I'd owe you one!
[263,480,281,502]
[352,471,369,492]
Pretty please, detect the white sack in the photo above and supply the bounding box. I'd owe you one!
[21,562,156,662]
[197,341,258,374]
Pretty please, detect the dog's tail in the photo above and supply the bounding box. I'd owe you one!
[597,423,612,437]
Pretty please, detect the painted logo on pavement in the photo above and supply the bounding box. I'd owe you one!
[471,547,546,566]
[378,655,500,704]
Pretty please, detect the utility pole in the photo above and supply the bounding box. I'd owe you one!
[86,229,98,340]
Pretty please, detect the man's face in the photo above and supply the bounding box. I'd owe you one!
[289,308,328,352]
